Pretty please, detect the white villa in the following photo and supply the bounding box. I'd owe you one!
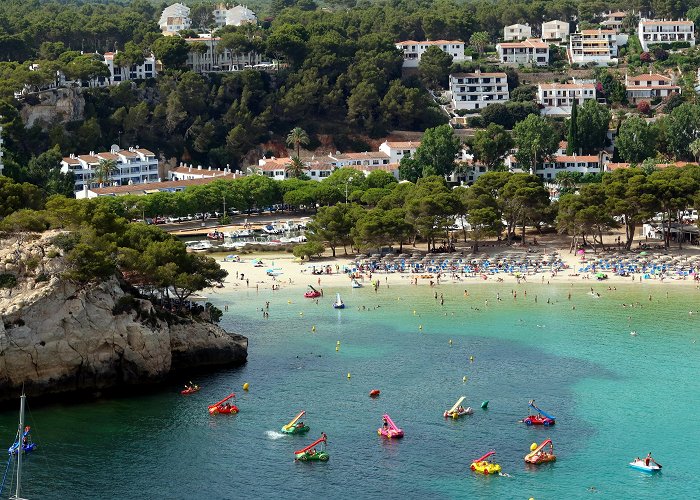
[496,39,549,66]
[504,24,532,41]
[395,40,469,68]
[184,36,261,72]
[569,29,619,65]
[168,165,240,181]
[537,80,597,116]
[159,3,191,34]
[541,20,570,41]
[61,146,159,194]
[638,19,695,51]
[102,52,157,85]
[449,71,509,110]
[378,140,421,163]
[212,4,257,27]
[601,11,627,32]
[624,72,680,103]
[328,151,391,168]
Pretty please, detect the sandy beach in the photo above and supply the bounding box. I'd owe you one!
[208,242,700,296]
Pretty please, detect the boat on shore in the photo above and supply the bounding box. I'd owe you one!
[524,439,556,464]
[443,396,473,419]
[378,414,403,438]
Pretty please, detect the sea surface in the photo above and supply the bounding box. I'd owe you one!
[1,282,699,499]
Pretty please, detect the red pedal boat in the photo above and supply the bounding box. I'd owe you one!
[208,393,239,414]
[304,285,321,298]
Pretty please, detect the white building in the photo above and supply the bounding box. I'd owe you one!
[541,20,570,41]
[496,39,549,66]
[537,81,597,116]
[101,52,157,85]
[569,29,619,65]
[184,36,261,72]
[378,140,421,163]
[507,152,603,180]
[504,24,532,41]
[601,11,627,32]
[61,146,159,193]
[395,40,469,68]
[625,72,680,103]
[449,70,509,110]
[213,5,257,27]
[328,151,390,168]
[159,3,191,34]
[638,19,695,51]
[168,165,240,181]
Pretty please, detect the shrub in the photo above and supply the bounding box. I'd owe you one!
[292,241,325,260]
[113,294,137,315]
[637,100,651,116]
[35,272,50,282]
[47,250,60,258]
[640,51,652,62]
[50,232,80,252]
[205,302,223,323]
[0,273,17,289]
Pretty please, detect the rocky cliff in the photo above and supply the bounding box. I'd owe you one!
[0,232,247,402]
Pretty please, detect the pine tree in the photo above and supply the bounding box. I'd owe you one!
[567,98,578,155]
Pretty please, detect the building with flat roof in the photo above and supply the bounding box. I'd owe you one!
[449,70,509,110]
[61,146,159,194]
[159,3,191,34]
[569,29,619,65]
[496,39,549,66]
[541,20,570,41]
[638,18,695,51]
[537,81,597,116]
[395,40,469,68]
[504,24,532,41]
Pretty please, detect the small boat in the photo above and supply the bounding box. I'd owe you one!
[522,400,556,426]
[443,396,473,419]
[304,285,321,298]
[227,229,252,238]
[181,384,200,395]
[378,414,403,439]
[207,231,223,240]
[471,451,502,475]
[630,330,638,336]
[294,434,329,462]
[524,439,556,464]
[333,293,345,309]
[186,241,213,252]
[629,456,662,473]
[3,390,33,499]
[281,411,310,435]
[369,389,381,398]
[351,279,362,288]
[208,393,239,415]
[7,425,36,456]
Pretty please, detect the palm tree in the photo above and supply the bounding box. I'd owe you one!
[689,138,700,163]
[286,127,309,158]
[285,156,306,179]
[95,159,118,187]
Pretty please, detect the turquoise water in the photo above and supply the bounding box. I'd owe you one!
[1,283,699,499]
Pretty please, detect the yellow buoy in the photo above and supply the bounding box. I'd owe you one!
[469,356,474,362]
[336,340,340,345]
[413,310,416,315]
[243,382,249,391]
[449,339,453,345]
[311,325,316,332]
[419,325,423,330]
[347,372,351,379]
[335,346,339,352]
[462,376,467,382]
[287,300,292,304]
[530,442,537,451]
[299,312,304,316]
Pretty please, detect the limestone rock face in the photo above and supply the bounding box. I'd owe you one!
[0,233,247,401]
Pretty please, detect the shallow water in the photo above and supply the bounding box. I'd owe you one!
[1,282,698,499]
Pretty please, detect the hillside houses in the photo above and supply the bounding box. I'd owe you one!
[396,40,469,67]
[638,18,695,51]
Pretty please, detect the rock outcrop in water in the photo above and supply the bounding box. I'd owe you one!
[0,232,247,402]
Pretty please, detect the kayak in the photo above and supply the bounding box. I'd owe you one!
[181,386,200,395]
[369,389,381,397]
